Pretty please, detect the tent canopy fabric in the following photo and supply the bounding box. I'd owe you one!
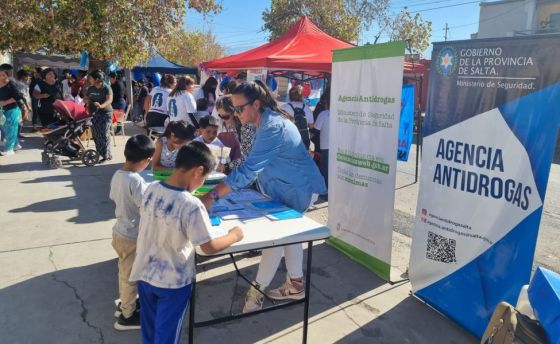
[202,16,354,73]
[13,52,84,69]
[133,53,197,75]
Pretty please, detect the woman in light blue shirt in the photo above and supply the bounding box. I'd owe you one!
[201,81,326,313]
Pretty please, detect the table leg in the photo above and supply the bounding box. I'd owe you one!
[302,241,313,344]
[189,256,197,343]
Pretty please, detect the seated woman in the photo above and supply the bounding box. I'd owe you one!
[151,121,196,171]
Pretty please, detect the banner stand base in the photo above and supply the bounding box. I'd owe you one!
[327,237,391,282]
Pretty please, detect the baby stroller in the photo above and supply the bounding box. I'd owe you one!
[40,100,100,169]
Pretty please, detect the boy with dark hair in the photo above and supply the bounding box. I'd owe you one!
[130,141,243,344]
[194,115,229,171]
[195,115,222,146]
[109,134,156,330]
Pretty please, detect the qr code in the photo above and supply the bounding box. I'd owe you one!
[426,231,456,263]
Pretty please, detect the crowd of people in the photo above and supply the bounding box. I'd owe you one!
[107,79,330,343]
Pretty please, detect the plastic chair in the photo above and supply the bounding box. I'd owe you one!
[111,104,131,146]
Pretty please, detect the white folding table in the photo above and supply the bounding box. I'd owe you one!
[189,215,330,344]
[139,172,330,343]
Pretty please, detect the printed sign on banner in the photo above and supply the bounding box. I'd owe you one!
[409,35,560,337]
[328,41,405,280]
[398,84,415,161]
[246,68,267,82]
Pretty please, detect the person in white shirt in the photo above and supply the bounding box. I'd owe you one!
[194,76,218,114]
[281,85,314,128]
[194,115,229,171]
[109,135,155,330]
[167,76,197,127]
[61,69,73,101]
[281,85,314,150]
[144,74,176,131]
[314,103,330,189]
[129,142,243,344]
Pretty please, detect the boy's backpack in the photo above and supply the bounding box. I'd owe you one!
[289,103,310,149]
[481,302,548,344]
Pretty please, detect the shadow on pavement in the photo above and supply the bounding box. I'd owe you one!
[8,162,120,224]
[0,242,477,344]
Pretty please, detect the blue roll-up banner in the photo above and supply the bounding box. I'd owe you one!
[409,35,560,337]
[397,84,414,161]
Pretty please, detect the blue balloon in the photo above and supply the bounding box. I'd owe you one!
[133,70,145,81]
[151,73,161,86]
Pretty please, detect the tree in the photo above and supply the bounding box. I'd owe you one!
[158,29,226,67]
[262,0,390,43]
[0,0,221,67]
[388,9,432,55]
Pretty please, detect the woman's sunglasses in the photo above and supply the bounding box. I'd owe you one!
[218,113,232,120]
[233,101,253,114]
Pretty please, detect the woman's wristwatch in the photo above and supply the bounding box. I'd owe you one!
[209,190,220,202]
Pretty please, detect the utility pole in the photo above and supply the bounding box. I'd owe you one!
[444,23,449,41]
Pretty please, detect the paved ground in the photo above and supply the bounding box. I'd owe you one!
[0,123,557,343]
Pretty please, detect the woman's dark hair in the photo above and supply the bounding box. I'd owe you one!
[16,69,29,80]
[224,80,238,94]
[201,76,218,100]
[160,74,176,88]
[0,64,13,76]
[232,80,291,119]
[196,98,208,111]
[108,72,117,79]
[89,69,104,82]
[175,141,217,175]
[43,68,57,80]
[124,134,156,163]
[215,95,235,114]
[162,120,196,141]
[313,85,331,121]
[170,76,194,97]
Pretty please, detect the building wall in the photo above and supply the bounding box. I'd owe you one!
[537,2,560,29]
[477,0,534,38]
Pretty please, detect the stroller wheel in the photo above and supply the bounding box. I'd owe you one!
[49,157,63,169]
[82,149,100,166]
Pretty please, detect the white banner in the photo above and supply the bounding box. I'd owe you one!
[247,68,267,83]
[328,42,405,280]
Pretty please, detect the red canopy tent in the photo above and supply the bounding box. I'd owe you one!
[202,16,354,76]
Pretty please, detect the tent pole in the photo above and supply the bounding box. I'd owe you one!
[124,69,133,116]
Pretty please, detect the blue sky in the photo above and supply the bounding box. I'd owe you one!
[184,0,484,59]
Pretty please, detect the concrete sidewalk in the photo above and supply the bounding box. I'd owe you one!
[1,124,478,343]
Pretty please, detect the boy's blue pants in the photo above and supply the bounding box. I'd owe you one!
[137,281,193,344]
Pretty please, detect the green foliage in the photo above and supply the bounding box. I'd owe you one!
[262,0,390,43]
[389,8,432,55]
[158,29,225,67]
[0,0,220,67]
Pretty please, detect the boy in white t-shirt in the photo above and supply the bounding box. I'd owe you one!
[109,135,156,330]
[194,115,230,171]
[129,142,243,344]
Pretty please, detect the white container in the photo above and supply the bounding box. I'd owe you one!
[516,284,536,319]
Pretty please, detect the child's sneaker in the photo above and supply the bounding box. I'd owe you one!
[114,299,141,318]
[242,284,264,313]
[267,277,305,300]
[114,310,141,331]
[0,150,14,156]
